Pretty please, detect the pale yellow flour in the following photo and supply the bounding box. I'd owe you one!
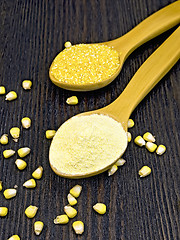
[49,114,127,176]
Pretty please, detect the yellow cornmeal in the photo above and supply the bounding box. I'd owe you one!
[50,44,120,85]
[49,114,127,176]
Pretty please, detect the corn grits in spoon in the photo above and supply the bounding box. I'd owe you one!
[49,1,180,91]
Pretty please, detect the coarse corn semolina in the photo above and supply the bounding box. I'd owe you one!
[50,44,120,85]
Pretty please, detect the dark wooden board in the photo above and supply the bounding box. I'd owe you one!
[0,0,179,239]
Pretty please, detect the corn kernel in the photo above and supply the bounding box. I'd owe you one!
[21,117,31,129]
[8,235,20,240]
[64,41,72,48]
[145,142,157,152]
[46,130,56,139]
[22,80,32,90]
[0,207,8,217]
[72,221,84,235]
[127,119,134,128]
[134,136,145,147]
[64,206,77,218]
[143,132,155,142]
[5,91,17,101]
[93,203,106,214]
[32,166,43,179]
[10,127,20,139]
[127,132,132,142]
[3,189,17,199]
[54,214,69,224]
[0,134,8,145]
[25,205,38,218]
[67,193,77,206]
[156,144,166,155]
[3,149,15,158]
[115,158,126,166]
[0,181,2,191]
[138,166,151,177]
[17,147,31,158]
[108,164,118,176]
[15,159,27,170]
[34,221,44,235]
[23,179,36,188]
[0,86,6,95]
[70,185,82,198]
[66,96,78,105]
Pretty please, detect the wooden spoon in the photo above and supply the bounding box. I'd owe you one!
[49,1,180,91]
[49,27,180,179]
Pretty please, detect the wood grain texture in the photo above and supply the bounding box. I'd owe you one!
[0,0,179,239]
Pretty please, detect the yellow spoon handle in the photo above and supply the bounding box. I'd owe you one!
[113,1,180,57]
[108,26,180,122]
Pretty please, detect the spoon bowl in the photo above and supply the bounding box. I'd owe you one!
[49,1,180,91]
[49,27,180,178]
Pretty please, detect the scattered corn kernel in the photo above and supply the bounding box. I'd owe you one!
[3,149,15,158]
[127,132,132,142]
[66,96,78,105]
[46,130,56,139]
[21,117,31,129]
[22,80,32,90]
[67,193,77,206]
[0,207,8,217]
[72,221,84,235]
[54,214,69,224]
[25,205,38,218]
[34,221,44,235]
[93,203,106,215]
[108,164,118,176]
[5,91,17,101]
[8,235,20,240]
[17,147,31,158]
[156,144,166,155]
[143,132,155,142]
[134,136,145,147]
[3,189,17,199]
[10,127,20,139]
[70,185,82,198]
[127,119,134,128]
[146,142,157,152]
[64,41,72,48]
[0,181,2,191]
[115,158,126,166]
[0,134,8,145]
[64,206,77,218]
[0,86,6,95]
[23,179,36,188]
[15,159,27,170]
[32,166,43,179]
[139,166,151,177]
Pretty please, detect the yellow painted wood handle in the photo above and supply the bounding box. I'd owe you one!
[115,1,180,57]
[111,26,180,119]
